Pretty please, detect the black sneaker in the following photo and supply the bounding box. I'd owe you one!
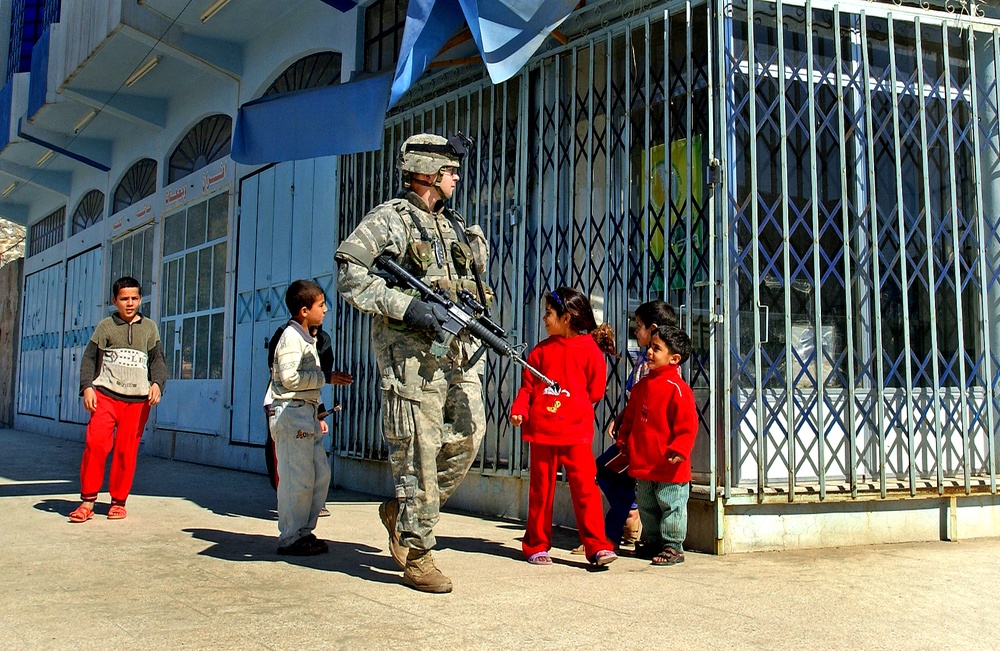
[277,535,327,556]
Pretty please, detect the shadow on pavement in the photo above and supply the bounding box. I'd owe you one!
[0,481,77,499]
[35,497,102,518]
[182,527,401,584]
[434,533,601,570]
[435,534,524,562]
[1,428,285,521]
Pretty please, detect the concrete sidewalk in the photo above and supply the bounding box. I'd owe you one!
[1,428,997,651]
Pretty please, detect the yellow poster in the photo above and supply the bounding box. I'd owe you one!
[642,136,704,291]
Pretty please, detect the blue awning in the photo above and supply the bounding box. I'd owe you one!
[231,72,393,165]
[232,1,575,164]
[460,0,576,84]
[389,0,466,108]
[390,0,576,107]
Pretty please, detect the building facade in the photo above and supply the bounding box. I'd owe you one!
[3,0,1000,552]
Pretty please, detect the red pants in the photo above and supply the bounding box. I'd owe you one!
[80,392,151,504]
[523,442,613,559]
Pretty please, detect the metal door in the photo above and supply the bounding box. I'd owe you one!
[60,247,105,424]
[333,5,717,481]
[18,263,65,419]
[523,4,717,483]
[231,157,339,445]
[334,77,528,472]
[719,0,1000,498]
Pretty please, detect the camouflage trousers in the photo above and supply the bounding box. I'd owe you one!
[377,340,486,551]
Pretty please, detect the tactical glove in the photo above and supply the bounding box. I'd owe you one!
[402,299,449,334]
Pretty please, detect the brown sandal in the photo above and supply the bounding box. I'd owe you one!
[651,547,684,566]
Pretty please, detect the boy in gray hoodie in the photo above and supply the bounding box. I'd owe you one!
[70,276,166,523]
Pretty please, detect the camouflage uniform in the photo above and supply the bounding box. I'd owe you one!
[335,139,489,552]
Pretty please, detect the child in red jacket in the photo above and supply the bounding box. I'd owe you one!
[510,287,619,567]
[616,325,698,566]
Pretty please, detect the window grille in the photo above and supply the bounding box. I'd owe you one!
[264,52,342,95]
[71,190,105,235]
[363,0,407,73]
[28,206,64,256]
[113,159,157,214]
[160,192,229,380]
[168,115,232,184]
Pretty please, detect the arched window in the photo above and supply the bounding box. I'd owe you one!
[168,114,232,184]
[113,158,157,214]
[71,190,105,234]
[264,52,342,96]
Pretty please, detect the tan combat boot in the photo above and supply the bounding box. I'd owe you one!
[378,499,408,569]
[402,548,453,594]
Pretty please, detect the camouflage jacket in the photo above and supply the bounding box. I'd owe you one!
[335,192,489,320]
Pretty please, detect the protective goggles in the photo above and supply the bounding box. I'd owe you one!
[403,133,473,160]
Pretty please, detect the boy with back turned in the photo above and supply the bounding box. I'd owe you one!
[268,280,352,555]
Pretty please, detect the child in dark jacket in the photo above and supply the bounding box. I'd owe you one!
[510,287,619,567]
[616,325,698,566]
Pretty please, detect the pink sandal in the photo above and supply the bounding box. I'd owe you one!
[107,505,127,520]
[590,549,618,566]
[527,552,552,565]
[68,505,94,523]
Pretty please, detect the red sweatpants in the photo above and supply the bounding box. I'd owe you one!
[523,442,613,559]
[80,392,151,504]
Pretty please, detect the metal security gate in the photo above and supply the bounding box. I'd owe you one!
[335,0,1000,502]
[523,5,716,480]
[334,4,717,479]
[59,248,104,424]
[721,0,1000,499]
[232,159,340,446]
[335,77,528,472]
[18,263,64,419]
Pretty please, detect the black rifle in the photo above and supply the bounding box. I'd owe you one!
[375,254,560,392]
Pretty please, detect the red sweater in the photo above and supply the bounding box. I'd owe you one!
[617,364,698,483]
[510,334,607,445]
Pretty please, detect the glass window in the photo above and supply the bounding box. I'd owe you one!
[207,193,228,240]
[163,212,185,256]
[109,225,154,317]
[186,203,207,248]
[363,0,407,73]
[160,191,229,380]
[71,190,105,235]
[726,7,982,389]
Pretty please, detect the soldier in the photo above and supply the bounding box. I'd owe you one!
[335,133,490,594]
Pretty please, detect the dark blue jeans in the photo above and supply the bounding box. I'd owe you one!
[595,444,637,544]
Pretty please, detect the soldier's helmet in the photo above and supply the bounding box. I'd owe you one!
[397,133,469,175]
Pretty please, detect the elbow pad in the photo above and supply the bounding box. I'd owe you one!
[335,241,375,269]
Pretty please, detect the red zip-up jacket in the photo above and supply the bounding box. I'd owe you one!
[510,334,607,445]
[617,364,698,483]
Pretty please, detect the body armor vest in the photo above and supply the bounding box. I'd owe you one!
[389,198,492,306]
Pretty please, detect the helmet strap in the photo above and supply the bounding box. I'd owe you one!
[432,171,447,196]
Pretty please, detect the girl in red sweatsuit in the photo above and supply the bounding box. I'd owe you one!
[510,287,619,567]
